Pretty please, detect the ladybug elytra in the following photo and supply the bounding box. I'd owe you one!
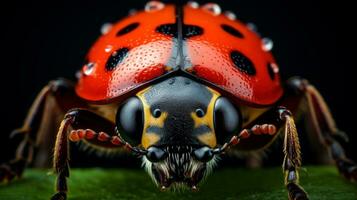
[1,2,356,200]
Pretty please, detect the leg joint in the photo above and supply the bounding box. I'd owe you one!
[286,76,310,94]
[285,170,299,183]
[277,106,292,121]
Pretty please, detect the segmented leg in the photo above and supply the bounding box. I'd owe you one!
[68,129,137,152]
[0,78,81,182]
[51,108,136,200]
[51,115,72,200]
[287,77,357,181]
[220,106,308,199]
[278,107,308,200]
[51,109,115,200]
[219,123,277,152]
[0,136,32,182]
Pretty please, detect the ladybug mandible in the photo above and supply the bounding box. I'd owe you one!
[1,2,356,200]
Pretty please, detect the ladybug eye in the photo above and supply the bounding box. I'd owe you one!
[116,97,144,146]
[214,97,241,144]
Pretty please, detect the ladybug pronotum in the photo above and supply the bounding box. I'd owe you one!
[1,2,356,200]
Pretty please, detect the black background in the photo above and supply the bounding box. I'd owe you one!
[0,0,355,166]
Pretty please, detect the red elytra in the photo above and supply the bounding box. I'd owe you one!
[75,4,283,106]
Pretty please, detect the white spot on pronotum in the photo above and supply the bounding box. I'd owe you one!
[202,3,221,16]
[187,1,199,9]
[100,23,112,35]
[224,11,237,20]
[270,63,279,73]
[105,45,113,53]
[145,1,165,12]
[83,62,95,76]
[262,37,274,52]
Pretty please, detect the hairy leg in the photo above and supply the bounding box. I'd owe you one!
[221,106,308,200]
[278,107,308,200]
[51,108,128,200]
[287,77,357,181]
[0,78,85,182]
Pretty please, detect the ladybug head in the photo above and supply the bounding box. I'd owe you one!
[116,76,241,189]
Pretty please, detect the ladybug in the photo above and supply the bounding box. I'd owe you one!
[1,1,356,200]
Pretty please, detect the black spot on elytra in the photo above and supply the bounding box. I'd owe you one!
[105,48,129,71]
[156,24,177,37]
[221,24,244,38]
[116,22,140,36]
[230,51,256,75]
[267,63,275,80]
[183,25,203,38]
[156,24,203,38]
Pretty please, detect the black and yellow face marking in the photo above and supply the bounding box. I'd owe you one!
[190,87,220,147]
[136,87,168,149]
[136,76,220,149]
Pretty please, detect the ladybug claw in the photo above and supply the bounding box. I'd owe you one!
[0,164,17,183]
[191,185,199,192]
[51,192,67,200]
[286,183,309,200]
[336,159,357,182]
[350,168,357,182]
[0,158,26,183]
[160,185,166,191]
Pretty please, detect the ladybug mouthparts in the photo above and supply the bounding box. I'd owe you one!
[142,145,218,190]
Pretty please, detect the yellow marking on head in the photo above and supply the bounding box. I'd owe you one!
[137,87,167,149]
[191,87,220,148]
[197,132,217,148]
[141,133,161,149]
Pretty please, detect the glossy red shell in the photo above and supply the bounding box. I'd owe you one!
[76,4,283,106]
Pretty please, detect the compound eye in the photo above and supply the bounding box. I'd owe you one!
[116,97,144,146]
[214,97,241,144]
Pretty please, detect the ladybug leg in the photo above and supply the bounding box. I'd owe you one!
[286,77,357,181]
[278,107,309,200]
[51,108,137,200]
[0,140,31,183]
[68,129,143,155]
[217,107,282,154]
[216,124,277,152]
[0,78,84,183]
[218,106,309,199]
